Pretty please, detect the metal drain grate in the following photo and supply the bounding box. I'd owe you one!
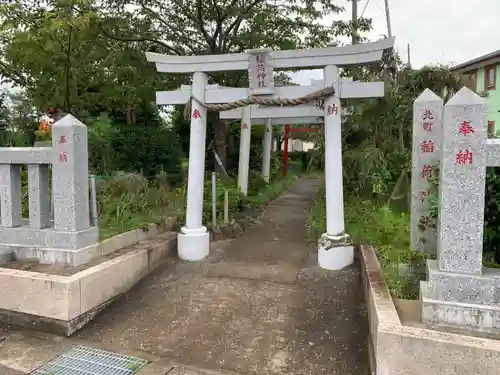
[31,345,149,375]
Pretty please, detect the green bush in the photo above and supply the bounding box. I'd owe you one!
[247,170,268,195]
[87,116,184,185]
[97,172,183,239]
[306,184,425,299]
[483,167,500,266]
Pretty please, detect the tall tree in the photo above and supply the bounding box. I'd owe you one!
[96,0,372,165]
[0,0,179,120]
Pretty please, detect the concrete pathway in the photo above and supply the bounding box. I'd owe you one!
[0,178,370,375]
[0,365,24,375]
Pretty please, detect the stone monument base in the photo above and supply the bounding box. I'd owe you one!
[318,232,353,270]
[420,259,500,333]
[0,226,99,266]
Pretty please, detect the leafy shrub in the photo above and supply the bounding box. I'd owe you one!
[87,116,184,185]
[97,171,181,239]
[247,170,268,195]
[483,167,500,266]
[307,184,425,299]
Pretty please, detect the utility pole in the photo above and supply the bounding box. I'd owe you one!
[407,44,411,68]
[384,0,393,38]
[351,0,358,45]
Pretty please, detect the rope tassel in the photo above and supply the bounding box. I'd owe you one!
[183,86,335,120]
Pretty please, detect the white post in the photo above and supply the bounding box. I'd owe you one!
[211,172,217,228]
[262,118,272,183]
[318,65,353,270]
[238,106,252,195]
[178,71,210,261]
[224,190,229,224]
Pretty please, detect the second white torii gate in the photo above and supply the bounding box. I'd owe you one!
[219,75,385,192]
[221,105,324,186]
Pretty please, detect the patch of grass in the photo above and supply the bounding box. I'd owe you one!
[245,173,299,207]
[97,172,184,240]
[306,184,426,299]
[98,170,299,240]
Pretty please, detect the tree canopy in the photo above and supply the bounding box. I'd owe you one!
[0,0,372,165]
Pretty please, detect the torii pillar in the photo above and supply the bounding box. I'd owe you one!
[318,65,353,270]
[178,72,210,260]
[262,119,273,183]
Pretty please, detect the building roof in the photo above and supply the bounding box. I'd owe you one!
[451,49,500,72]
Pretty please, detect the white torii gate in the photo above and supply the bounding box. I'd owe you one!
[220,104,353,187]
[221,105,324,185]
[146,38,394,269]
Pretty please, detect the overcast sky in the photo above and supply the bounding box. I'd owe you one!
[293,0,500,84]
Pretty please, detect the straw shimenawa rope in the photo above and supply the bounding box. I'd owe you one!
[183,86,335,120]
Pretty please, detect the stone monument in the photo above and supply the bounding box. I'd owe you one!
[0,114,99,266]
[411,89,443,255]
[420,87,500,332]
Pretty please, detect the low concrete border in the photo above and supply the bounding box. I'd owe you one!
[0,217,180,336]
[360,244,500,375]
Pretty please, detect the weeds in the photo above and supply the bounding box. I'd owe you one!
[307,185,425,299]
[97,172,184,239]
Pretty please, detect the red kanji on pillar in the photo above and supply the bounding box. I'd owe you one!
[458,120,474,135]
[59,152,68,163]
[420,164,434,179]
[422,122,433,131]
[423,215,431,227]
[456,149,473,165]
[59,135,67,144]
[241,123,248,129]
[421,109,434,120]
[192,109,201,119]
[419,140,435,153]
[327,104,338,116]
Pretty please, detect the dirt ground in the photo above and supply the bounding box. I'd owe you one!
[73,178,370,375]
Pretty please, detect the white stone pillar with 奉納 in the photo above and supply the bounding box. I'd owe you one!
[411,89,443,255]
[437,88,487,275]
[237,106,252,195]
[146,37,395,265]
[262,119,272,183]
[0,114,99,266]
[419,87,500,333]
[51,115,91,232]
[317,65,353,270]
[178,72,210,261]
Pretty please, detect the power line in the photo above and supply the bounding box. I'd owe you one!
[360,0,371,18]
